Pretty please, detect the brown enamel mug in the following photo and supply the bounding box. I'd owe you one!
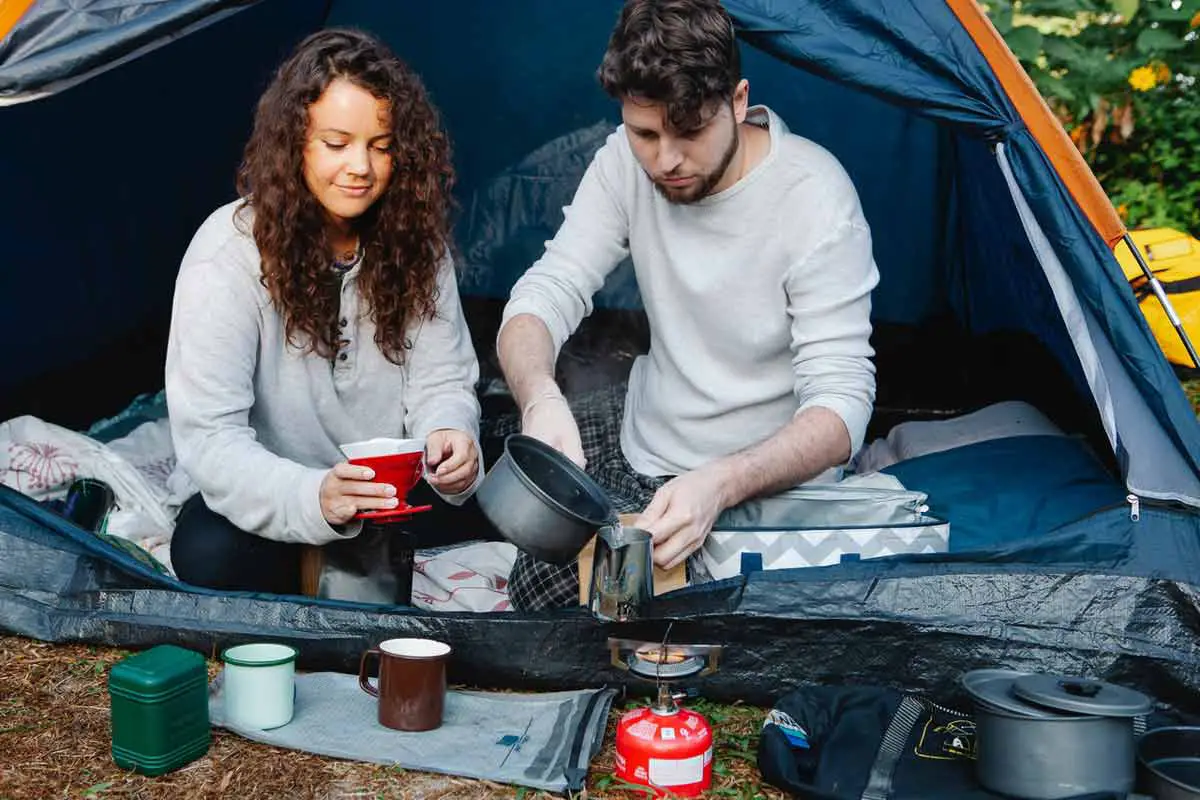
[358,637,451,732]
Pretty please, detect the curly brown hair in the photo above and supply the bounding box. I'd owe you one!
[597,0,740,133]
[236,28,454,365]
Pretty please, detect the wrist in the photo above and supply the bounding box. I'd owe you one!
[705,457,748,509]
[518,377,561,406]
[520,386,567,419]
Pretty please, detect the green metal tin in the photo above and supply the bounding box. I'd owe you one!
[108,644,211,776]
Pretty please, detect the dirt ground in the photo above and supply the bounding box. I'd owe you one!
[0,636,786,800]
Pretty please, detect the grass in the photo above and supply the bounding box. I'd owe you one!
[0,636,787,799]
[1181,376,1200,413]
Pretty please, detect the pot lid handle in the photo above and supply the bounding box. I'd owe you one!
[960,669,1073,718]
[1012,674,1153,717]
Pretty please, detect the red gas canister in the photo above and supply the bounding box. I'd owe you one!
[614,703,713,797]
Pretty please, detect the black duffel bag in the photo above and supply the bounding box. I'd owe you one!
[757,684,1127,800]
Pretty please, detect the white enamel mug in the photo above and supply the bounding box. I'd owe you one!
[221,642,298,730]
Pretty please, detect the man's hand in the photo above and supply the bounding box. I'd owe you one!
[635,466,731,570]
[424,429,480,496]
[521,389,586,468]
[320,463,398,525]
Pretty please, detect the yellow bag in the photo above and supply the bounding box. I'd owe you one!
[1116,227,1200,368]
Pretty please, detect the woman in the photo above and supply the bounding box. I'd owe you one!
[165,28,483,593]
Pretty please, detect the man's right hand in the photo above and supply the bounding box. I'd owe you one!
[520,389,586,468]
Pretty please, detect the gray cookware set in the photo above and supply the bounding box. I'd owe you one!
[962,668,1200,798]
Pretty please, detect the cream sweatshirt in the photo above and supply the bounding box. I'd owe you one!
[502,106,878,477]
[166,200,481,545]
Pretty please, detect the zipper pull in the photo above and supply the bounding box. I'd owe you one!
[1127,494,1141,522]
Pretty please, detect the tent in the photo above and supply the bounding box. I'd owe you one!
[4,0,1200,712]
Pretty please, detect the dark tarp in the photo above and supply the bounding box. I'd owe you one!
[5,484,1200,711]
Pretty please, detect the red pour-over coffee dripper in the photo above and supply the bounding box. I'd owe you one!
[339,438,434,521]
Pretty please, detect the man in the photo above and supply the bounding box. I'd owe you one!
[498,0,879,610]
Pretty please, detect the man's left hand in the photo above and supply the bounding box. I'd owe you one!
[635,466,731,570]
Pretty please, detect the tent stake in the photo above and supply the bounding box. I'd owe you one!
[1121,232,1200,369]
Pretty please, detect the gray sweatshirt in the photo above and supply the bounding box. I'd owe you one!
[165,200,481,545]
[502,106,878,478]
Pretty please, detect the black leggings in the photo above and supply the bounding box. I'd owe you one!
[170,482,503,594]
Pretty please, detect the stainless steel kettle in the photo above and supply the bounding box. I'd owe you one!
[588,524,653,621]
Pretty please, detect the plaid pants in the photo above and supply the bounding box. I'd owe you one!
[487,382,668,612]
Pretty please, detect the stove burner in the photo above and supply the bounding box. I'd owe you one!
[608,637,722,683]
[627,646,706,680]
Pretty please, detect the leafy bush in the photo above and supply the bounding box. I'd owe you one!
[983,0,1200,232]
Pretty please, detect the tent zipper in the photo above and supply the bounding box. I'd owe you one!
[1122,493,1194,520]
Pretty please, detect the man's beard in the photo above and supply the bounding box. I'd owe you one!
[652,122,740,205]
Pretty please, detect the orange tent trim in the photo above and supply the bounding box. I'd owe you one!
[944,0,1126,249]
[0,0,37,44]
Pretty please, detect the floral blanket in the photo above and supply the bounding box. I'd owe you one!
[0,415,515,612]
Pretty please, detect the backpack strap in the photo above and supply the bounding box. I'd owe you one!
[860,694,926,800]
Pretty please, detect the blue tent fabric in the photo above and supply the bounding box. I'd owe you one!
[1002,135,1200,475]
[0,0,1195,506]
[0,0,326,410]
[4,0,1200,712]
[727,0,1200,481]
[0,0,254,99]
[727,0,1020,135]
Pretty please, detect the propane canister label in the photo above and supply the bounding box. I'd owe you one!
[649,748,710,787]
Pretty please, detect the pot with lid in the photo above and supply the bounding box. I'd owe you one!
[961,669,1153,799]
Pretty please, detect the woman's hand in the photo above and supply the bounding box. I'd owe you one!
[424,429,480,496]
[319,462,398,525]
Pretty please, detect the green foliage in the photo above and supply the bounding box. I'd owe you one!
[982,0,1200,233]
[1092,91,1200,231]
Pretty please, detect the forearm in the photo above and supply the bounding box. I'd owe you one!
[708,406,851,509]
[497,313,560,408]
[173,422,336,544]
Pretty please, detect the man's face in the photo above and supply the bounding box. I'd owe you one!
[621,81,748,204]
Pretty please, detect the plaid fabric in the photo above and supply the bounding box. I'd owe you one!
[493,382,670,612]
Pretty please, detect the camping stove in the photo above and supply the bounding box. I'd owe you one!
[608,636,723,797]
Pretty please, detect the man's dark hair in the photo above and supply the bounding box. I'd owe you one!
[597,0,740,133]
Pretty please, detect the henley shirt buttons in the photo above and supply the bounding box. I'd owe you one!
[338,353,348,362]
[339,318,348,328]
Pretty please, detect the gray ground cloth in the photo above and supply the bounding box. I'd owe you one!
[209,670,616,792]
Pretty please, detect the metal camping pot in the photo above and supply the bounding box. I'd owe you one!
[476,434,616,565]
[962,669,1153,799]
[589,524,653,621]
[1137,726,1200,799]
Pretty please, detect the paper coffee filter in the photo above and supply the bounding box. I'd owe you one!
[339,437,425,460]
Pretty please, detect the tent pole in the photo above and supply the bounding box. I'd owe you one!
[1121,232,1200,369]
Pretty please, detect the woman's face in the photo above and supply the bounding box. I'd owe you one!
[302,78,394,228]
